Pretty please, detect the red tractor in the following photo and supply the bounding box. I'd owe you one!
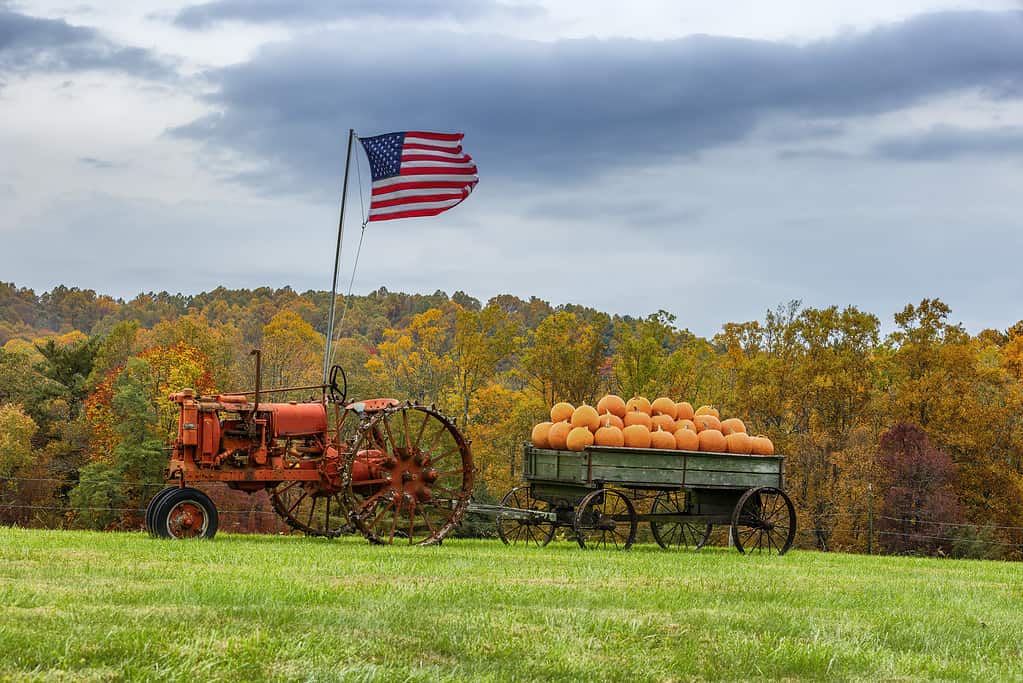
[145,352,474,545]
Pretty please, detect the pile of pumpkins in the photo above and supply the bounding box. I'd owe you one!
[530,395,775,456]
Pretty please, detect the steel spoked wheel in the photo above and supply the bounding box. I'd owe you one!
[497,485,555,547]
[145,486,178,536]
[649,490,713,550]
[271,482,348,537]
[574,489,637,550]
[730,486,796,555]
[153,487,218,539]
[342,403,473,546]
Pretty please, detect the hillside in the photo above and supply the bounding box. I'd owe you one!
[1,282,1023,559]
[1,528,1020,681]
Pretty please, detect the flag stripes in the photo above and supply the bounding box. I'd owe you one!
[359,131,478,222]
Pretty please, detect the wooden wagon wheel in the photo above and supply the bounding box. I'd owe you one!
[270,482,348,537]
[573,489,637,550]
[341,403,473,546]
[730,486,796,555]
[496,485,556,547]
[649,490,713,550]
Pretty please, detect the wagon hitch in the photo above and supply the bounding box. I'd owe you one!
[464,500,557,523]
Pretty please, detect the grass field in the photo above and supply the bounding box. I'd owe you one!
[1,528,1021,682]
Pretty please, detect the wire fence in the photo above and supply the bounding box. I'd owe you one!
[3,475,1023,552]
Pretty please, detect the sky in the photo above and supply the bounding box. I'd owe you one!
[1,0,1022,337]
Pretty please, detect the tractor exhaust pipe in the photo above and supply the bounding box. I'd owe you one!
[250,349,261,418]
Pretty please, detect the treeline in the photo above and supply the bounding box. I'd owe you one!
[0,281,1020,559]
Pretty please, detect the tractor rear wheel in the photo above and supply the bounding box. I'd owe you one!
[341,403,473,546]
[270,482,348,537]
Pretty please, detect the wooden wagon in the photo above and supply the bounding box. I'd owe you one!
[492,445,796,554]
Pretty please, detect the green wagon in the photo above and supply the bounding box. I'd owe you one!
[493,445,796,554]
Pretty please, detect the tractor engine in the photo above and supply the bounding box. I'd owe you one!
[169,389,331,476]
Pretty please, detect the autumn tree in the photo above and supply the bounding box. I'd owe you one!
[875,423,960,555]
[450,304,517,429]
[260,309,325,395]
[366,308,455,407]
[520,311,606,407]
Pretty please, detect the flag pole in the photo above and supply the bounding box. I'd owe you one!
[323,128,356,384]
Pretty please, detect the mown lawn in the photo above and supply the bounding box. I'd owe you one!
[0,527,1020,682]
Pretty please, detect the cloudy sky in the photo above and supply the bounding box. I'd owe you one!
[1,1,1021,336]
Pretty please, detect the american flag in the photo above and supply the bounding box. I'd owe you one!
[358,131,478,222]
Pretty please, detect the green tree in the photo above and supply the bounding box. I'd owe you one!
[34,335,101,418]
[71,358,164,529]
[87,320,139,387]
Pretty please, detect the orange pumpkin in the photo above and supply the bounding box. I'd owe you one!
[698,429,727,453]
[725,432,753,455]
[622,424,651,448]
[651,414,676,433]
[596,394,627,418]
[571,404,600,432]
[650,397,678,419]
[623,411,653,429]
[674,427,699,451]
[693,414,722,433]
[675,401,695,421]
[599,413,625,430]
[695,405,720,419]
[676,418,696,433]
[720,418,746,436]
[751,435,775,456]
[625,396,652,416]
[550,402,575,423]
[566,426,595,452]
[548,421,572,450]
[595,424,625,447]
[650,426,675,450]
[531,422,552,448]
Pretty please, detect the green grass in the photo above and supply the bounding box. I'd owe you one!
[1,529,1021,682]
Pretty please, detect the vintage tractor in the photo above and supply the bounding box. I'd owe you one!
[145,351,474,545]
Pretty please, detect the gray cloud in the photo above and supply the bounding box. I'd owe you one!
[776,147,855,161]
[78,156,118,169]
[171,11,1023,198]
[172,0,543,29]
[0,7,173,80]
[874,125,1023,161]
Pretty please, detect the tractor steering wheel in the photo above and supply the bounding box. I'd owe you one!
[328,364,348,405]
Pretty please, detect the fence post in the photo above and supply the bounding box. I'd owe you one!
[867,483,874,555]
